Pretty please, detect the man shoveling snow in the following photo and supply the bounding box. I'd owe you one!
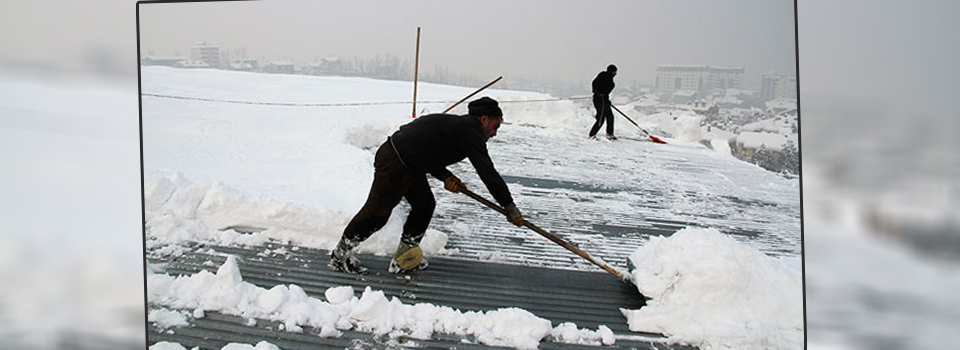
[330,97,525,274]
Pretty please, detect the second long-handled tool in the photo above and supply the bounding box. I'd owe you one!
[442,76,503,113]
[457,186,633,283]
[610,105,667,144]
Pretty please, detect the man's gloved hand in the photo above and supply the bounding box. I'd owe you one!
[444,175,465,193]
[504,202,524,227]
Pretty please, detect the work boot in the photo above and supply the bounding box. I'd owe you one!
[329,238,368,275]
[388,241,428,274]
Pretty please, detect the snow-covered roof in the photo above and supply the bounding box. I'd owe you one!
[765,98,797,110]
[703,127,737,141]
[736,132,795,151]
[742,118,781,133]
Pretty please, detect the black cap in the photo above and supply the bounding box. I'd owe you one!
[607,64,618,72]
[467,97,503,118]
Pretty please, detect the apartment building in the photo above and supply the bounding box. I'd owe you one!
[656,65,745,97]
[190,41,221,68]
[761,74,797,101]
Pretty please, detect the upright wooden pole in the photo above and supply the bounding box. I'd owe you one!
[412,27,421,118]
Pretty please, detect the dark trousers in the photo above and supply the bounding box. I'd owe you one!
[341,140,435,245]
[589,93,614,137]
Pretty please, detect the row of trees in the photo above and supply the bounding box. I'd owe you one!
[300,53,592,97]
[298,53,488,88]
[752,140,800,176]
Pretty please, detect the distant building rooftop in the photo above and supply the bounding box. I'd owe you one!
[737,131,796,151]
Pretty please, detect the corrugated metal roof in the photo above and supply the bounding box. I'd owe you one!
[146,135,800,349]
[147,243,697,349]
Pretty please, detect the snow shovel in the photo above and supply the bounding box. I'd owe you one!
[610,105,667,144]
[457,186,633,283]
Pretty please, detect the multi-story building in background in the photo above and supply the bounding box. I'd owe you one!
[656,65,745,98]
[656,65,708,96]
[707,66,745,90]
[761,73,797,101]
[190,41,220,68]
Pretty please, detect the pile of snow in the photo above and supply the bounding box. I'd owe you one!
[631,110,690,138]
[144,170,450,258]
[710,138,734,157]
[141,66,564,258]
[493,97,583,136]
[630,111,707,146]
[147,256,615,349]
[670,114,704,145]
[622,228,803,349]
[343,120,404,150]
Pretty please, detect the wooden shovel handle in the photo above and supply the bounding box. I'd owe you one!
[458,186,628,281]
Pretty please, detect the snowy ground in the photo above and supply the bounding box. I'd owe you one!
[140,67,802,349]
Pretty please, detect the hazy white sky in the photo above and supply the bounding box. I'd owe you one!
[4,0,957,105]
[137,0,797,88]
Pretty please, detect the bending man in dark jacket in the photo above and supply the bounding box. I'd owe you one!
[589,64,618,140]
[330,97,524,274]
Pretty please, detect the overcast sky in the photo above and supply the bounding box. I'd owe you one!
[137,0,797,88]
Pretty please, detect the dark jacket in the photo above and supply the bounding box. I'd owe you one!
[389,114,514,207]
[591,71,616,96]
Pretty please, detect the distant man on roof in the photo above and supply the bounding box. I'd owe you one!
[330,97,524,275]
[589,64,618,140]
